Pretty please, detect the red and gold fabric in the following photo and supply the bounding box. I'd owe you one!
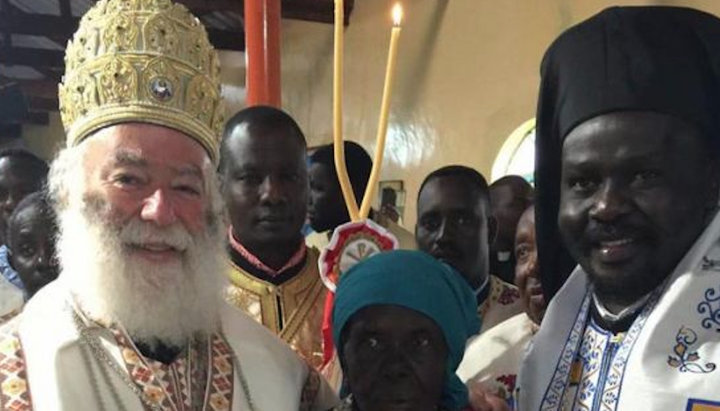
[225,247,326,369]
[0,318,31,411]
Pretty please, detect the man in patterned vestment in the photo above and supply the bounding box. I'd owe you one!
[415,165,523,335]
[519,6,720,410]
[220,106,326,369]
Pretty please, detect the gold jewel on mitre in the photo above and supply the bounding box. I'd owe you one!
[58,0,224,162]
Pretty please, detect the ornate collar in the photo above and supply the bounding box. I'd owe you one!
[228,226,306,277]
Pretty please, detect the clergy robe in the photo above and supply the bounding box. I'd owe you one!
[225,245,326,369]
[518,211,720,410]
[457,313,537,406]
[477,275,523,334]
[0,280,339,410]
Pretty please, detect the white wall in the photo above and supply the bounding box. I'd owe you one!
[22,0,720,225]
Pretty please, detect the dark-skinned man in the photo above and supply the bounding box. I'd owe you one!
[220,106,326,369]
[489,175,534,284]
[458,205,542,406]
[415,165,522,337]
[306,141,415,250]
[519,7,720,409]
[0,150,48,299]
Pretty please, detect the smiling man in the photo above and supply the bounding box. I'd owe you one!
[0,1,337,409]
[220,106,326,369]
[488,175,534,284]
[416,165,522,334]
[519,7,720,410]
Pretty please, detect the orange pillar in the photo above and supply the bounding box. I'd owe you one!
[244,0,282,107]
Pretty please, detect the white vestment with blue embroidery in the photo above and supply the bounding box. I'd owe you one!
[518,211,720,411]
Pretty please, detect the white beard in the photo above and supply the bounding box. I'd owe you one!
[58,194,224,349]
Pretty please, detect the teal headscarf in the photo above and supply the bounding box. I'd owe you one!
[332,250,480,410]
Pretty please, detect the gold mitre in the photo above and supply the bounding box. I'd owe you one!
[59,0,224,162]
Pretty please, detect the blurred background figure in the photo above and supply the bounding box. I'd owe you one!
[7,191,59,299]
[306,141,415,250]
[0,191,58,323]
[416,166,522,337]
[514,205,545,325]
[488,175,533,285]
[0,150,48,301]
[457,204,544,407]
[379,186,401,224]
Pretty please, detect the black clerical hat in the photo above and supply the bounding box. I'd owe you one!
[534,6,720,300]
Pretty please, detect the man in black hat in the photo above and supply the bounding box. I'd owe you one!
[519,7,720,410]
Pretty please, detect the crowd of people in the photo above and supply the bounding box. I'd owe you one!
[1,0,720,410]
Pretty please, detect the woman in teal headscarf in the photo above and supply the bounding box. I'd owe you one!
[331,250,480,411]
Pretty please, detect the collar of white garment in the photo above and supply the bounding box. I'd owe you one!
[591,290,653,324]
[497,251,512,262]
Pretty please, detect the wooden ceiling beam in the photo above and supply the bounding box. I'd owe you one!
[175,0,243,14]
[26,96,58,111]
[24,111,49,125]
[0,0,11,50]
[0,47,64,69]
[0,11,244,51]
[0,78,58,99]
[282,0,354,25]
[0,124,22,138]
[58,0,72,18]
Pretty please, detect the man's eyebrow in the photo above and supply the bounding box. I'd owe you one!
[112,150,147,167]
[175,164,203,179]
[110,151,203,179]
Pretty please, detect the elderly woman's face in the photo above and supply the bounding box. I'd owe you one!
[341,304,448,411]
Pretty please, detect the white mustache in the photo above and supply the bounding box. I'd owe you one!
[119,219,193,252]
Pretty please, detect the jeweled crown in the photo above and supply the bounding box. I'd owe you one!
[59,0,224,161]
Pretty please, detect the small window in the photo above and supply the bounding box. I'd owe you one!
[491,118,535,184]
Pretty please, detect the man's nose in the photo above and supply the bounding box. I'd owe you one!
[589,181,632,222]
[141,188,177,226]
[436,219,457,243]
[260,176,286,205]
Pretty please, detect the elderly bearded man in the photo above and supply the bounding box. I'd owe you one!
[0,1,338,410]
[519,7,720,410]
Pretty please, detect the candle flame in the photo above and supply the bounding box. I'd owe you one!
[392,3,403,26]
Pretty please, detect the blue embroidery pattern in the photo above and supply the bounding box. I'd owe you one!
[599,289,661,409]
[667,326,716,373]
[575,321,612,409]
[540,284,663,411]
[697,285,720,332]
[539,294,592,410]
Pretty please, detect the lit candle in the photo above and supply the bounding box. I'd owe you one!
[359,3,403,219]
[333,0,361,222]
